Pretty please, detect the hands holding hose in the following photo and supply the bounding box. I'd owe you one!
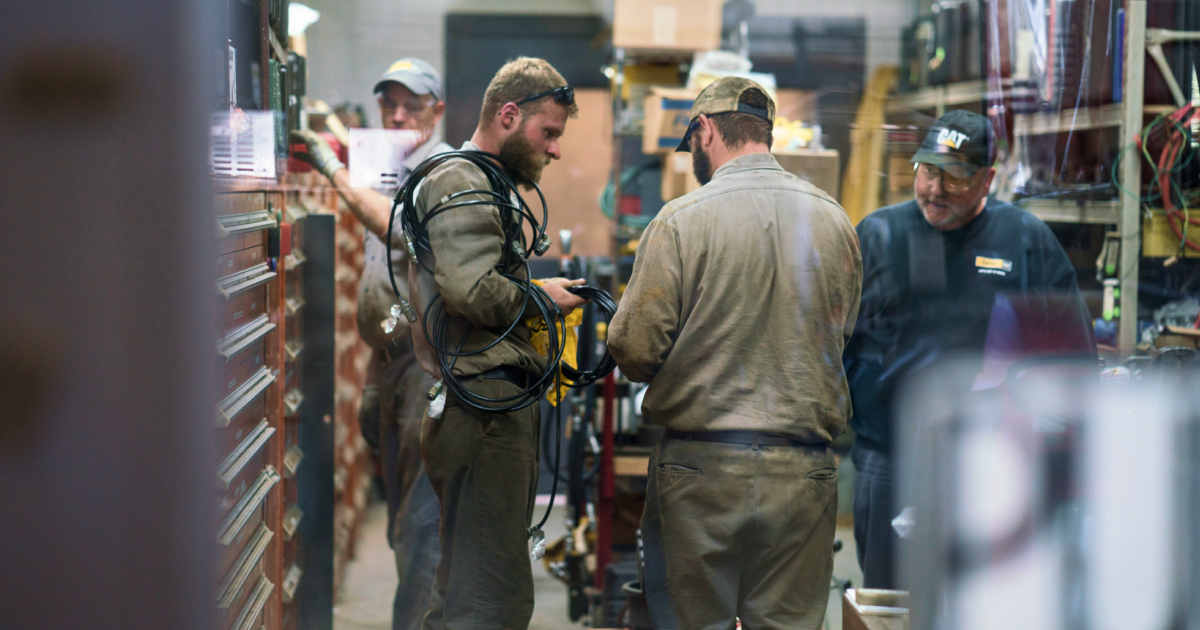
[540,277,589,314]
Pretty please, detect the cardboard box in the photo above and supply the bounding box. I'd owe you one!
[613,0,723,51]
[643,86,700,155]
[661,152,701,202]
[1143,213,1200,258]
[842,589,909,630]
[773,149,841,201]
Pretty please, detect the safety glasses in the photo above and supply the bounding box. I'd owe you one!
[513,85,575,107]
[914,163,980,195]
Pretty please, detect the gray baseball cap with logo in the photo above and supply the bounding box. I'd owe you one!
[373,57,443,101]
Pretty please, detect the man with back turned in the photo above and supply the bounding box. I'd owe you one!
[609,76,863,629]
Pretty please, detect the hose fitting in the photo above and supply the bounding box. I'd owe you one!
[534,234,552,256]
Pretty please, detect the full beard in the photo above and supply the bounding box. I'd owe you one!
[499,124,550,188]
[691,143,714,185]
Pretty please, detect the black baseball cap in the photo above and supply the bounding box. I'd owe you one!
[911,110,994,178]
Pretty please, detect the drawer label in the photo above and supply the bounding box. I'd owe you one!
[228,378,237,390]
[233,310,244,320]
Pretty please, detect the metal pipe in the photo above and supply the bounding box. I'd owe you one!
[1118,1,1146,355]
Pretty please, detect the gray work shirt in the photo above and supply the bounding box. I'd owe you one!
[608,153,863,443]
[356,136,453,349]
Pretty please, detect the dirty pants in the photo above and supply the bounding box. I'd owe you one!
[641,434,839,630]
[378,351,441,630]
[420,377,540,630]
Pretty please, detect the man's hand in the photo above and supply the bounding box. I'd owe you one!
[290,130,345,181]
[540,277,588,314]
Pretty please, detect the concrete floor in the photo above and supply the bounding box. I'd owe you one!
[334,498,863,630]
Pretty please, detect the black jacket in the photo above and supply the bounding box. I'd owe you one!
[842,199,1095,453]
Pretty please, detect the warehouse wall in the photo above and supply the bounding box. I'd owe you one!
[303,0,912,123]
[303,0,606,126]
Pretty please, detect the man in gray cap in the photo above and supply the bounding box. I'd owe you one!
[292,57,451,630]
[609,76,862,629]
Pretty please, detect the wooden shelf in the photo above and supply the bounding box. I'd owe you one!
[613,454,650,477]
[1013,104,1123,135]
[1018,199,1119,224]
[889,80,991,113]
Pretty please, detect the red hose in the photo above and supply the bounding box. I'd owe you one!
[1156,107,1200,252]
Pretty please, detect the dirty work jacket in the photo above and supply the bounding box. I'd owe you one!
[608,153,863,443]
[408,141,547,379]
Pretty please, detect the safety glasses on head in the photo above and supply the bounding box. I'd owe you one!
[513,85,575,107]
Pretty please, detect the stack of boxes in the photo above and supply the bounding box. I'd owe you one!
[614,1,843,208]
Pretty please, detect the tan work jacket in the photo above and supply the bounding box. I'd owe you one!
[608,153,863,442]
[408,141,546,379]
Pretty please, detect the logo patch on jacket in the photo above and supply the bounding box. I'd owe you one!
[975,255,1013,276]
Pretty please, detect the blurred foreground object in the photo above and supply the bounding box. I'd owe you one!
[900,352,1200,630]
[0,0,218,627]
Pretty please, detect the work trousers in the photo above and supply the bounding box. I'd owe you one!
[850,444,899,589]
[420,377,540,630]
[641,434,839,630]
[378,352,440,630]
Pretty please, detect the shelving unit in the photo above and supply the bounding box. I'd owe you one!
[878,0,1196,354]
[208,3,373,627]
[1015,199,1121,224]
[1012,103,1124,135]
[888,79,992,114]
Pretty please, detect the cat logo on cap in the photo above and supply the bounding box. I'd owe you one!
[975,255,1013,276]
[937,128,969,150]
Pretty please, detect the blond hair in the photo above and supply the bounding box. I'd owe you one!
[478,57,578,128]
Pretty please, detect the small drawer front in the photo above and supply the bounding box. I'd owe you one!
[218,337,266,374]
[217,244,268,279]
[217,263,276,300]
[215,192,268,217]
[215,453,266,523]
[216,366,275,427]
[217,418,275,489]
[217,348,266,401]
[219,286,268,340]
[216,467,280,548]
[219,229,266,256]
[216,504,264,579]
[217,561,265,630]
[217,397,266,456]
[285,314,299,344]
[216,522,272,612]
[231,575,273,630]
[217,315,274,365]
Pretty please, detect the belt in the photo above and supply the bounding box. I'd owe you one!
[665,430,822,447]
[476,365,530,388]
